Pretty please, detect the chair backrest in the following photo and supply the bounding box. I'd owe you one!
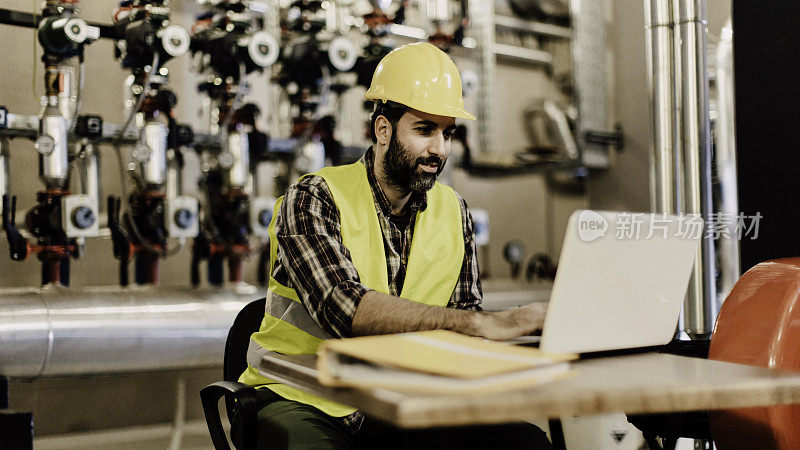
[222,297,266,427]
[708,258,800,449]
[224,297,266,383]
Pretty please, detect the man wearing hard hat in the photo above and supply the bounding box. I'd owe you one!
[237,42,552,449]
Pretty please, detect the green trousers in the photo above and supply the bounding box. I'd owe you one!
[231,388,554,450]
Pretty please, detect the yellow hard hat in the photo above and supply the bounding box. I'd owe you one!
[364,42,476,120]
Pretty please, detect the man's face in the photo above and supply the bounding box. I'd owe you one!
[380,109,457,194]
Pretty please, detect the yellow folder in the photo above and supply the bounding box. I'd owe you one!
[317,330,576,394]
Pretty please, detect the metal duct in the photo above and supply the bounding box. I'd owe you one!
[0,285,265,379]
[676,0,717,337]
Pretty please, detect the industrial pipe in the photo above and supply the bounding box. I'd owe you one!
[644,0,679,215]
[676,0,717,337]
[713,20,740,301]
[0,285,265,379]
[644,0,718,338]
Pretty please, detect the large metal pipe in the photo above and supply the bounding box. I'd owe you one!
[713,20,740,301]
[676,0,717,337]
[645,0,679,215]
[0,285,265,379]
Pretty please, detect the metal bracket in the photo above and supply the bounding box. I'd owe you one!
[583,123,624,152]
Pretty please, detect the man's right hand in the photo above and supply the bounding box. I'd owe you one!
[469,303,548,341]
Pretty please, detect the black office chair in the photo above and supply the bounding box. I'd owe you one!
[201,298,265,450]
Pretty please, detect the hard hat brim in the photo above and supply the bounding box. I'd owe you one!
[365,95,477,121]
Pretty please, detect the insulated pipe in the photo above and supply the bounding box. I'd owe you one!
[0,285,265,379]
[644,0,679,215]
[676,0,717,337]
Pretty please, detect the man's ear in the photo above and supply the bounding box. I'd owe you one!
[374,115,392,146]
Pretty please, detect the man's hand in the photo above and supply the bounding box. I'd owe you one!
[470,303,548,341]
[351,291,547,341]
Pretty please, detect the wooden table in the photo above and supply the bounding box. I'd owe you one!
[257,352,800,429]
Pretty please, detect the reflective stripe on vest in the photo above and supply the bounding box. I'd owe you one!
[239,161,464,417]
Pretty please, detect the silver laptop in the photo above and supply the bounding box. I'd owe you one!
[535,210,702,354]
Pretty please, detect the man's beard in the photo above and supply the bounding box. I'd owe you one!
[381,133,446,194]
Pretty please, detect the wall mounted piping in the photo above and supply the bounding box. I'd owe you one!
[0,285,265,379]
[644,0,718,338]
[675,0,717,337]
[713,20,740,301]
[645,0,680,215]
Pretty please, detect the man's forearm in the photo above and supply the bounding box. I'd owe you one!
[350,290,548,340]
[351,290,483,336]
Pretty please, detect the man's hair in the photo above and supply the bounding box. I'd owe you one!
[369,101,408,143]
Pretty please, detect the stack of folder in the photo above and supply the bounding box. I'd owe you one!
[317,330,576,394]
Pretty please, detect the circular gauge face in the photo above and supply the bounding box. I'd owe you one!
[328,36,358,72]
[35,135,56,156]
[72,206,96,229]
[160,25,191,57]
[247,31,280,68]
[174,208,195,229]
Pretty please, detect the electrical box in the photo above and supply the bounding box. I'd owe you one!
[165,196,199,239]
[61,194,100,238]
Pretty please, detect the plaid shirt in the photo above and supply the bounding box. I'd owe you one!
[271,147,482,431]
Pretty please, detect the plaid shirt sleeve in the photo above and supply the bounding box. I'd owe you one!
[274,175,371,338]
[447,194,484,311]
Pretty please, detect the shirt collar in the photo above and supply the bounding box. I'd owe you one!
[360,147,428,217]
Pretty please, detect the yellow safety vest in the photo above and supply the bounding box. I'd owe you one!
[239,161,464,416]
